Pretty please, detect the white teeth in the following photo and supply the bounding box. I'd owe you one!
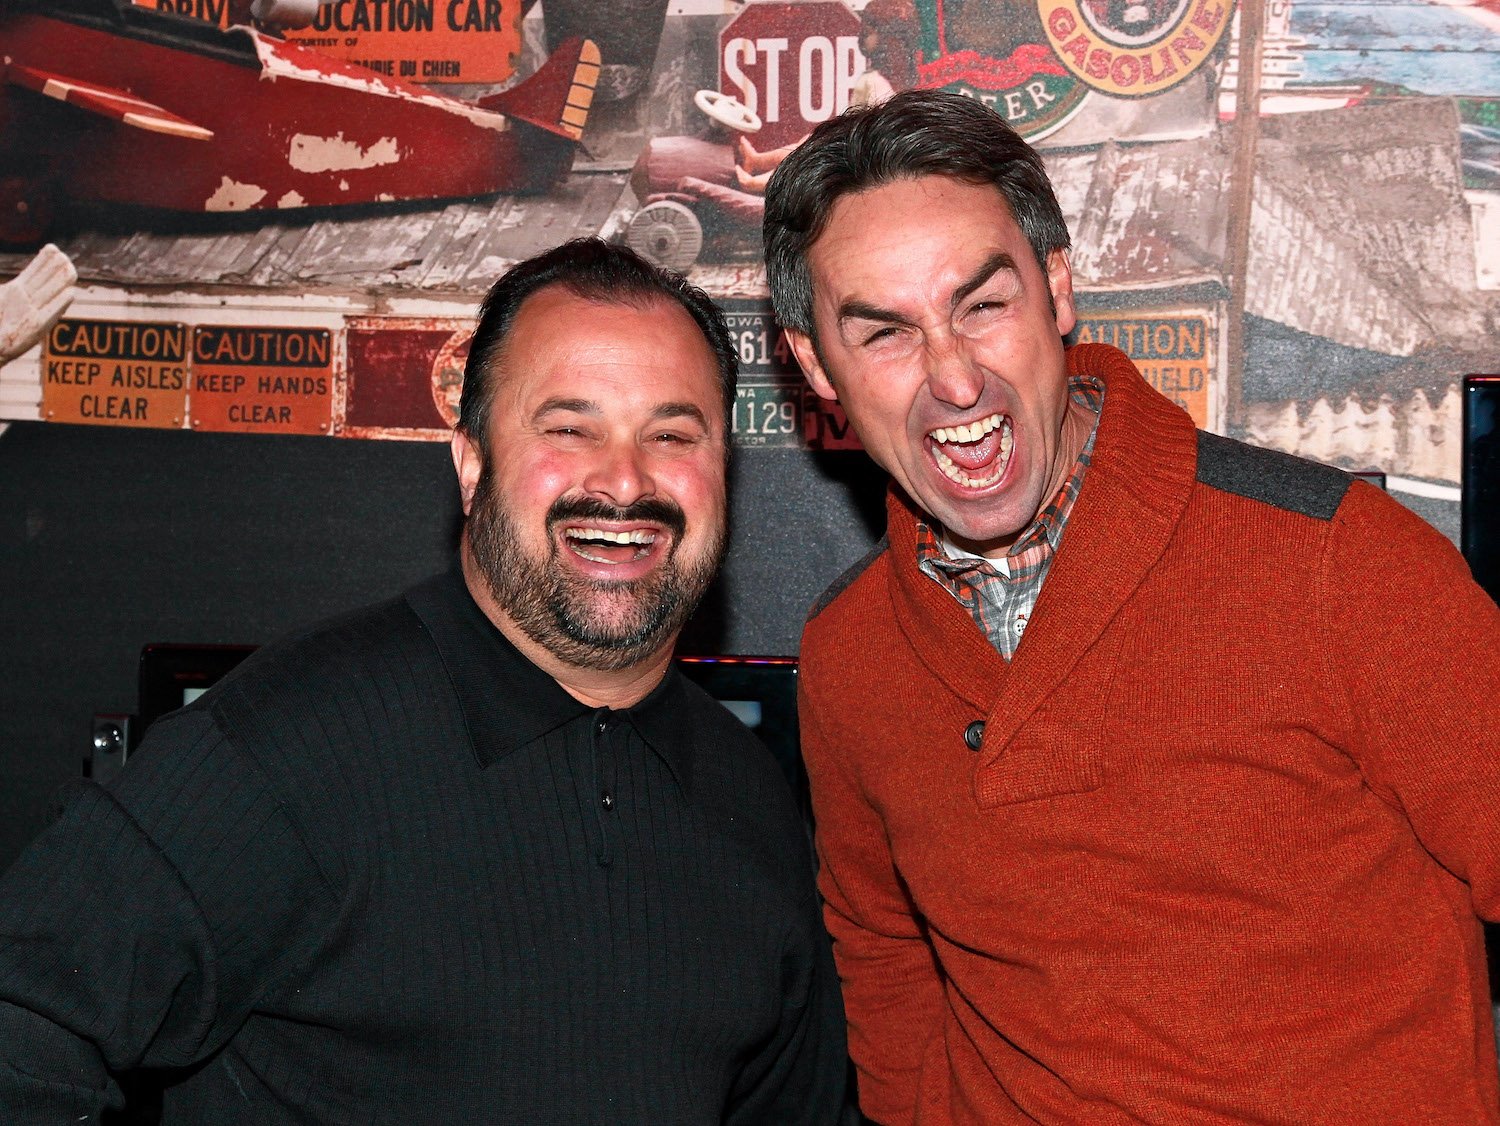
[930,418,1013,490]
[933,447,1006,489]
[565,527,656,545]
[929,413,1002,446]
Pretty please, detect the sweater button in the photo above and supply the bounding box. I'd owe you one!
[964,720,985,751]
[600,791,614,810]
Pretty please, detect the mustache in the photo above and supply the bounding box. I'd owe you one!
[546,495,687,538]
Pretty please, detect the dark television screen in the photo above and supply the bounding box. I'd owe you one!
[1463,374,1500,604]
[137,643,254,735]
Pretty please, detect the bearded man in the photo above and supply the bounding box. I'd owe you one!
[0,239,846,1124]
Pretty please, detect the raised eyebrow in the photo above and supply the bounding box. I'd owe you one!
[652,402,710,429]
[532,397,599,422]
[951,251,1020,310]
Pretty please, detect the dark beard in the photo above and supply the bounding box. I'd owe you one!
[466,469,725,673]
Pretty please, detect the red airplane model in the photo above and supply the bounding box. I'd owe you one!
[0,0,599,246]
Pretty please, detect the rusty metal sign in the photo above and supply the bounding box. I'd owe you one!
[341,316,468,439]
[134,0,524,84]
[1073,310,1214,428]
[191,325,334,435]
[42,318,188,429]
[283,0,523,84]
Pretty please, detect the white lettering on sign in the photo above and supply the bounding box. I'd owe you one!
[721,34,859,128]
[758,37,788,122]
[799,37,834,121]
[723,37,756,116]
[799,37,861,122]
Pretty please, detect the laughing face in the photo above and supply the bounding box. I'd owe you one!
[453,286,728,672]
[786,175,1089,557]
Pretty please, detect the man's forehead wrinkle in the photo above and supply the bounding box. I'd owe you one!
[831,250,1020,337]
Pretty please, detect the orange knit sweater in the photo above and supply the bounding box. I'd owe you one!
[800,344,1500,1124]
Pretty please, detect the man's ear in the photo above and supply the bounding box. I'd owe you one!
[1047,248,1076,338]
[451,428,482,516]
[785,328,838,402]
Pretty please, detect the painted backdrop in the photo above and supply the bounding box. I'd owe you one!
[2,0,1496,531]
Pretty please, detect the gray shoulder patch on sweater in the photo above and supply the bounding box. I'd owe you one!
[807,536,890,623]
[1196,431,1352,520]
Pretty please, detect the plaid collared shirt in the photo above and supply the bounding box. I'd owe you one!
[916,377,1104,659]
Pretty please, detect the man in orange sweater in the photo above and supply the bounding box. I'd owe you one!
[762,90,1500,1124]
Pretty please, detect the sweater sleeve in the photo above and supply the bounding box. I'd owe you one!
[1323,482,1500,915]
[800,666,947,1125]
[0,708,338,1120]
[723,885,849,1125]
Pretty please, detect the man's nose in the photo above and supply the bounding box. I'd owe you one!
[924,333,985,411]
[582,440,655,508]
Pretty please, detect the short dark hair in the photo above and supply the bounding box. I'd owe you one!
[762,90,1071,337]
[459,238,737,451]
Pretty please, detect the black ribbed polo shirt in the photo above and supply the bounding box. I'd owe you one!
[0,568,846,1123]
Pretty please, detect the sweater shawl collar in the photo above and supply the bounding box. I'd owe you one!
[884,344,1197,754]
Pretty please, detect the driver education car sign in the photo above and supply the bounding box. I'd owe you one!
[135,0,523,84]
[284,0,523,84]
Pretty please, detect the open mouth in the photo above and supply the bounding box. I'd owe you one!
[563,526,659,565]
[928,412,1012,489]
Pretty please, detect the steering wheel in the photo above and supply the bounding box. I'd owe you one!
[694,89,762,134]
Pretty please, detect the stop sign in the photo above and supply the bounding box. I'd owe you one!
[719,1,863,150]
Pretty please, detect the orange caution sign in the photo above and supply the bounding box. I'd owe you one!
[191,326,335,435]
[43,318,189,429]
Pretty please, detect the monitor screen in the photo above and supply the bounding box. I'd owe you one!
[1463,374,1500,604]
[676,656,802,797]
[136,643,255,737]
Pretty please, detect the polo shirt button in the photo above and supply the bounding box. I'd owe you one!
[964,720,985,751]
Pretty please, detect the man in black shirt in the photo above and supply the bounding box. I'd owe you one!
[0,239,846,1123]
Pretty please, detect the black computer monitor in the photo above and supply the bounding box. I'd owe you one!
[137,642,254,736]
[1463,374,1500,604]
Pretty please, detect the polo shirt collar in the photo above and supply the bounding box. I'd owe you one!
[404,566,699,793]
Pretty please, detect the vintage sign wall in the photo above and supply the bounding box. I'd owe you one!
[133,0,525,82]
[3,0,1498,520]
